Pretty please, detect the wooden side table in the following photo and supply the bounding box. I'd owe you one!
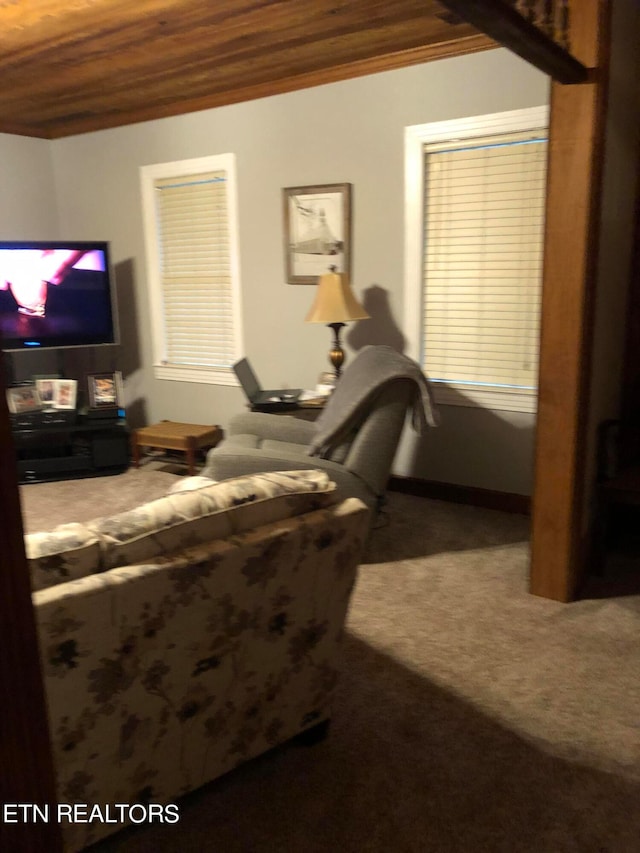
[131,420,224,475]
[252,398,327,422]
[289,400,325,422]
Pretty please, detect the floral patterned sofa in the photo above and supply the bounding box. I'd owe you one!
[27,470,370,852]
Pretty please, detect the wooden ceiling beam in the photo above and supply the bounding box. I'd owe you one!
[436,0,590,82]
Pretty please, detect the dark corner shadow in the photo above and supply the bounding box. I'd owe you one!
[346,284,406,353]
[124,397,148,431]
[85,257,148,427]
[54,259,143,390]
[360,489,530,564]
[579,550,640,600]
[407,384,536,468]
[87,635,640,853]
[402,384,535,528]
[113,259,142,379]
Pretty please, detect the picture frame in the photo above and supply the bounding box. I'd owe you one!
[6,384,42,414]
[87,371,122,409]
[35,377,57,407]
[53,378,77,410]
[283,183,352,284]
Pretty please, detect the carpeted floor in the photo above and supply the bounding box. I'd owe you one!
[19,465,184,533]
[19,473,640,852]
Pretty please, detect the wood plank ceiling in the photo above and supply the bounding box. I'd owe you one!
[0,0,494,140]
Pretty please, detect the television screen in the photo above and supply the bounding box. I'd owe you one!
[0,241,118,351]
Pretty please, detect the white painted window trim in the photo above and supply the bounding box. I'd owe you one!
[403,106,549,413]
[140,153,244,385]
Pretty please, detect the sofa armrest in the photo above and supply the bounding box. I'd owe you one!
[229,412,317,445]
[203,446,377,510]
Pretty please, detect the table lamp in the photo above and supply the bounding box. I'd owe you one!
[305,267,370,379]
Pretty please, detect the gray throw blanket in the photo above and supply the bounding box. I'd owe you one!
[308,345,439,457]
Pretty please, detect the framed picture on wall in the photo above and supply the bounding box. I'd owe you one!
[87,371,122,409]
[282,183,352,284]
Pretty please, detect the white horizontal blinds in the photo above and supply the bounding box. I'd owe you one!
[423,130,548,410]
[155,170,234,368]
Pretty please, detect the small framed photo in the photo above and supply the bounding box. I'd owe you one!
[35,378,57,407]
[6,385,42,414]
[53,378,77,410]
[87,371,122,409]
[283,183,352,284]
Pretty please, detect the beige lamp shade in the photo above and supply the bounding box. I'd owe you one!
[305,270,369,380]
[305,271,370,324]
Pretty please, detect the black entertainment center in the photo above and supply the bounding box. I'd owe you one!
[11,411,129,484]
[1,239,128,483]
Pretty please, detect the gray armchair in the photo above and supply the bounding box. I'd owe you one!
[203,346,438,512]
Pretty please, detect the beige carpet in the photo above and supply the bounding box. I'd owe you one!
[19,475,640,852]
[19,465,183,533]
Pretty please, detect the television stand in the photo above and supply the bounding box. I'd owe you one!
[11,412,130,484]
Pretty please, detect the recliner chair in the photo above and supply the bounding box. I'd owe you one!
[203,346,438,512]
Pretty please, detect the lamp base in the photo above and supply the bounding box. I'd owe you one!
[327,322,346,380]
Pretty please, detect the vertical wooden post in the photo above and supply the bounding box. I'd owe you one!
[530,0,611,600]
[620,176,640,424]
[0,349,62,853]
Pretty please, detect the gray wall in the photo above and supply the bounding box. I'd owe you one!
[0,133,60,382]
[40,49,548,494]
[0,133,57,236]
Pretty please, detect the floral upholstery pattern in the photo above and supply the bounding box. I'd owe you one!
[26,471,336,592]
[33,490,370,852]
[26,523,101,592]
[84,469,338,570]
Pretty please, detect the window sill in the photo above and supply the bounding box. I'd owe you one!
[153,363,237,386]
[432,383,537,414]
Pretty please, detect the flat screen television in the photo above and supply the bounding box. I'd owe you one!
[0,240,118,351]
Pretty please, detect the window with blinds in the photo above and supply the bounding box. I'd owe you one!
[404,107,549,414]
[140,153,243,384]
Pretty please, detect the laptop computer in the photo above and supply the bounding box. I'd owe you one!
[233,358,302,411]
